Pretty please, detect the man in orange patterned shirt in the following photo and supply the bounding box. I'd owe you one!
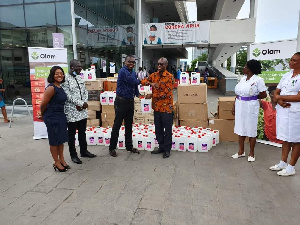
[141,57,174,158]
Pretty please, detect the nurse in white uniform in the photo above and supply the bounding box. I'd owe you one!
[270,52,300,176]
[231,59,267,162]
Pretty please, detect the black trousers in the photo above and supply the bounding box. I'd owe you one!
[154,111,173,153]
[109,96,134,151]
[67,118,87,157]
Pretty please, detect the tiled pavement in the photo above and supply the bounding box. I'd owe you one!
[0,89,299,225]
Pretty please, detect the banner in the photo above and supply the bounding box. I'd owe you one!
[28,47,68,139]
[87,24,136,47]
[110,62,115,74]
[250,40,297,60]
[143,21,210,45]
[52,33,64,48]
[250,40,297,147]
[249,40,297,84]
[102,59,107,73]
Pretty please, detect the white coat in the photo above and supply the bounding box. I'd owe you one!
[234,75,267,137]
[276,70,300,142]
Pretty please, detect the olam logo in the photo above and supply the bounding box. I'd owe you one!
[31,52,56,60]
[252,48,281,57]
[252,48,260,57]
[31,52,39,60]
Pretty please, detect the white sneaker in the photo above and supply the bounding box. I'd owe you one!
[231,152,246,159]
[270,164,287,171]
[277,168,296,176]
[248,156,255,162]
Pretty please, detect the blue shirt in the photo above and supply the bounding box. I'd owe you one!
[116,66,140,99]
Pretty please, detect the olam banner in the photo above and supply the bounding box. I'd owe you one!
[28,47,68,139]
[143,21,210,45]
[250,40,297,60]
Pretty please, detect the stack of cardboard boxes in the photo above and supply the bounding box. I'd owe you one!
[208,97,238,142]
[134,97,154,124]
[85,79,103,127]
[101,105,115,127]
[177,84,208,127]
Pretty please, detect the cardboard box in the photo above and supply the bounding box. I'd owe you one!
[102,120,114,128]
[177,84,207,103]
[208,118,238,142]
[96,78,105,90]
[101,112,115,120]
[178,103,208,121]
[88,110,96,119]
[87,119,100,127]
[179,119,208,128]
[104,81,117,91]
[134,111,143,117]
[145,118,154,124]
[88,101,100,111]
[102,105,115,114]
[218,97,235,120]
[134,117,145,124]
[85,80,101,91]
[88,90,101,101]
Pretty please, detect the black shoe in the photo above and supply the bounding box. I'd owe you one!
[163,152,170,158]
[109,149,117,157]
[62,164,71,169]
[81,151,96,158]
[71,156,82,164]
[127,148,140,154]
[151,148,165,154]
[53,164,67,172]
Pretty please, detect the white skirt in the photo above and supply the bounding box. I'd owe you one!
[276,105,300,143]
[234,99,259,137]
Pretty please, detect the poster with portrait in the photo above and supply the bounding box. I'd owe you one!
[28,47,68,140]
[142,21,210,45]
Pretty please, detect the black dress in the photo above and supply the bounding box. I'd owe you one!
[43,83,68,146]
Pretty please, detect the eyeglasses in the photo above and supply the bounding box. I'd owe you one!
[127,60,136,64]
[158,63,164,66]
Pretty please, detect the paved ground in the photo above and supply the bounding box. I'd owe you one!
[0,89,299,225]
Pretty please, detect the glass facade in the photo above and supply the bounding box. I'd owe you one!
[0,0,137,104]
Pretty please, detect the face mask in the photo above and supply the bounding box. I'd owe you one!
[127,32,133,38]
[73,71,78,76]
[150,31,156,37]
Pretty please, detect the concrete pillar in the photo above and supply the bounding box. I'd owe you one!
[136,0,142,67]
[230,53,236,73]
[70,0,77,60]
[247,0,258,61]
[297,11,300,52]
[223,60,227,69]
